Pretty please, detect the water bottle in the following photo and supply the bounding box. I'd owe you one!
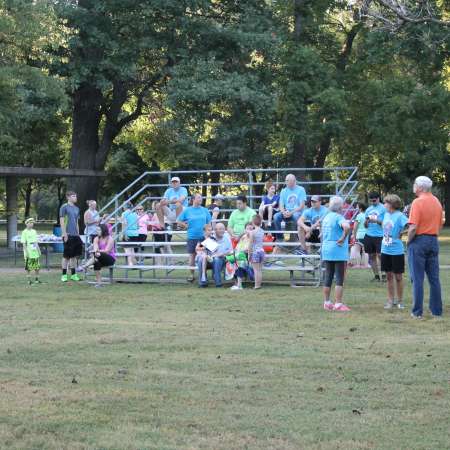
[166,223,172,232]
[281,220,286,230]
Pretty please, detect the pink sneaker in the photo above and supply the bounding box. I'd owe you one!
[334,303,351,312]
[323,302,334,311]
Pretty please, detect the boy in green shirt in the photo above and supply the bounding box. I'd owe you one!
[20,218,41,284]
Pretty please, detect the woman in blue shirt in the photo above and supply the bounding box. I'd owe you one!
[321,196,351,312]
[381,194,409,310]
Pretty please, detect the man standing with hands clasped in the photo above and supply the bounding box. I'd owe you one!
[407,176,444,319]
[60,191,83,282]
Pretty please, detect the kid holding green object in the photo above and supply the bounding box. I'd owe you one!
[20,218,41,285]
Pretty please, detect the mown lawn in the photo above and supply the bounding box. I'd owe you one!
[0,237,449,449]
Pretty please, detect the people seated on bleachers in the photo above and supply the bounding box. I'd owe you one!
[297,195,328,253]
[273,174,306,241]
[248,215,265,289]
[177,193,212,282]
[156,176,188,225]
[227,195,256,246]
[229,222,254,290]
[121,203,139,266]
[77,224,116,288]
[258,181,279,228]
[209,194,225,221]
[350,202,369,268]
[321,196,351,312]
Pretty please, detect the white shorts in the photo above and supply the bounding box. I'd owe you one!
[162,206,183,223]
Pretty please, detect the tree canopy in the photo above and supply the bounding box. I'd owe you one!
[0,0,449,218]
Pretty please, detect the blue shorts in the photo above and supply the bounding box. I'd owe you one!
[187,238,202,254]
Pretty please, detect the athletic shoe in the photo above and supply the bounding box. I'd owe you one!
[273,260,285,267]
[410,313,423,320]
[381,274,387,282]
[384,302,393,310]
[334,303,351,312]
[323,301,334,311]
[61,274,68,282]
[28,280,33,285]
[94,283,103,288]
[397,303,405,310]
[230,285,243,290]
[70,274,81,282]
[370,276,381,282]
[294,247,308,256]
[76,266,86,273]
[34,280,42,285]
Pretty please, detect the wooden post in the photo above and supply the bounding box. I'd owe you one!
[6,176,18,249]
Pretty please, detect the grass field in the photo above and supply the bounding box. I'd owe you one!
[1,236,449,449]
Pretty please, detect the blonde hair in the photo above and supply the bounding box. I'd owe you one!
[384,194,402,210]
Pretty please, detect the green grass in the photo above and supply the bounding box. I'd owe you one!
[1,239,449,449]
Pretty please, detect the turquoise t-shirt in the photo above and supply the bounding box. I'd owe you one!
[321,212,349,261]
[122,210,139,237]
[177,206,211,240]
[301,205,328,224]
[163,186,189,210]
[354,212,368,240]
[279,185,307,212]
[365,203,386,238]
[381,211,408,255]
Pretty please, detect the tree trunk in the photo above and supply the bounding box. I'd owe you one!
[24,180,33,218]
[68,83,103,215]
[311,135,331,195]
[444,168,450,226]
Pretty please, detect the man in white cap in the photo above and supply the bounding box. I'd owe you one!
[209,193,225,222]
[156,176,188,224]
[297,195,328,253]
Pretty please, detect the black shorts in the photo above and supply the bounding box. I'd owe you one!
[137,234,148,242]
[63,235,83,259]
[364,235,382,254]
[305,225,320,244]
[381,253,405,274]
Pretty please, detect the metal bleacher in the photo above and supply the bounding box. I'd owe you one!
[89,167,358,287]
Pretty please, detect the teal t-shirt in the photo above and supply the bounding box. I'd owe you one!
[177,206,211,240]
[122,210,139,237]
[365,204,386,238]
[279,185,307,212]
[381,211,408,255]
[321,212,349,261]
[302,205,328,224]
[354,212,368,240]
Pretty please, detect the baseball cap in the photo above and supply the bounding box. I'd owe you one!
[25,217,35,225]
[311,195,321,202]
[171,176,180,182]
[215,194,225,200]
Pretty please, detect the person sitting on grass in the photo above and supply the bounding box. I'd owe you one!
[229,222,254,291]
[350,202,369,268]
[21,217,41,285]
[381,194,409,310]
[248,215,265,289]
[258,181,279,229]
[321,196,351,312]
[297,195,328,254]
[77,224,116,287]
[177,193,212,282]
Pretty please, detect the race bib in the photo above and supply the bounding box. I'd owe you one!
[383,236,392,246]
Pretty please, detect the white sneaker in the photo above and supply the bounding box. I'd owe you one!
[230,285,243,290]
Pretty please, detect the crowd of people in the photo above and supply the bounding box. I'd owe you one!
[20,174,445,318]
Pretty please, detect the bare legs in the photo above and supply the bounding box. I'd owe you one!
[386,272,403,304]
[252,262,262,289]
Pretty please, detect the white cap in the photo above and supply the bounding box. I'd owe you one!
[215,194,225,200]
[171,176,180,182]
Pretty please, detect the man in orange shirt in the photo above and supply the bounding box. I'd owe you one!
[407,176,444,319]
